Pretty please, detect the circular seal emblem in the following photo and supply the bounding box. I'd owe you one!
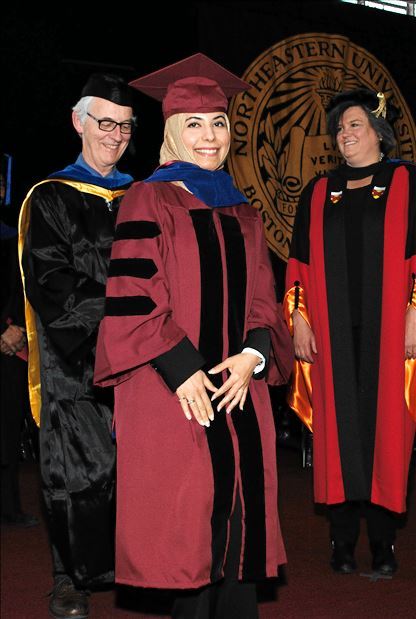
[228,33,416,261]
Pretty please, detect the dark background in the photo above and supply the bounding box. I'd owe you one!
[2,3,198,204]
[1,0,415,480]
[2,0,415,205]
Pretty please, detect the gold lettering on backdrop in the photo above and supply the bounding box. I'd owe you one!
[228,33,416,261]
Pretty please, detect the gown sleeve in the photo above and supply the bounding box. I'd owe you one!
[22,183,107,362]
[245,212,294,385]
[94,182,205,389]
[404,163,416,418]
[1,233,25,332]
[283,178,315,331]
[282,178,318,431]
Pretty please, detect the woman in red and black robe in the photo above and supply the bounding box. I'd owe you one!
[94,54,293,618]
[284,88,416,577]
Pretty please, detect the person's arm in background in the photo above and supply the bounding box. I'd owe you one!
[1,229,26,356]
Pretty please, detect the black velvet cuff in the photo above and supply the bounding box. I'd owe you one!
[243,327,271,380]
[151,337,206,392]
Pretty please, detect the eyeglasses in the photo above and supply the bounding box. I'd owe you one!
[86,112,135,134]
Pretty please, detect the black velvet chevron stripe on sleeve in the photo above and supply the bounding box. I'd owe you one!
[108,258,158,279]
[114,221,161,240]
[105,295,156,316]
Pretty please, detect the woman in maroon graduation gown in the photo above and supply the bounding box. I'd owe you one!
[284,88,416,577]
[94,54,293,618]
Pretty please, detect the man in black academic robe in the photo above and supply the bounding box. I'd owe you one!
[19,73,135,619]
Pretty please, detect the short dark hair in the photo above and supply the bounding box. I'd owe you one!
[327,102,396,155]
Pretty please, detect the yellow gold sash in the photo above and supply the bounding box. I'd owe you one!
[18,179,127,425]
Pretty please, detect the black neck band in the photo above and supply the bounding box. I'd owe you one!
[336,161,384,181]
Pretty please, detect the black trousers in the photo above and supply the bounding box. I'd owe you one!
[328,500,398,545]
[171,494,258,619]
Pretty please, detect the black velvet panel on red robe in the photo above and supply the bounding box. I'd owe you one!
[94,181,294,589]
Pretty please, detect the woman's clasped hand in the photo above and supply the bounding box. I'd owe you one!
[176,352,261,426]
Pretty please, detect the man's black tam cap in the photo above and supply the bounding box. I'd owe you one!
[81,73,133,107]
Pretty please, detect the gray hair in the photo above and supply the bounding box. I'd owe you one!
[72,96,94,125]
[72,95,136,127]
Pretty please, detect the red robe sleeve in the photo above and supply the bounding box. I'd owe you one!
[405,164,416,419]
[283,178,322,430]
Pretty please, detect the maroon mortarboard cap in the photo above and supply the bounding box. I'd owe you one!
[129,53,250,119]
[81,73,134,107]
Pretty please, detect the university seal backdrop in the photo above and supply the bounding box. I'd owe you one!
[228,34,416,261]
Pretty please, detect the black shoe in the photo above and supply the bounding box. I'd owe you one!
[49,577,89,619]
[330,541,357,574]
[370,541,398,575]
[1,512,39,527]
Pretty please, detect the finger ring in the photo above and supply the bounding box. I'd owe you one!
[187,399,195,404]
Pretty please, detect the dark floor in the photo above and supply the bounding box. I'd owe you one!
[1,438,415,618]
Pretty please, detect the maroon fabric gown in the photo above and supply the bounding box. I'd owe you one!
[94,180,293,589]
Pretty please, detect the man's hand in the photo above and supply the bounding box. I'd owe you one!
[1,325,26,356]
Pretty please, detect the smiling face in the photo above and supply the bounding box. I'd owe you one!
[336,105,381,167]
[72,97,133,176]
[180,112,230,170]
